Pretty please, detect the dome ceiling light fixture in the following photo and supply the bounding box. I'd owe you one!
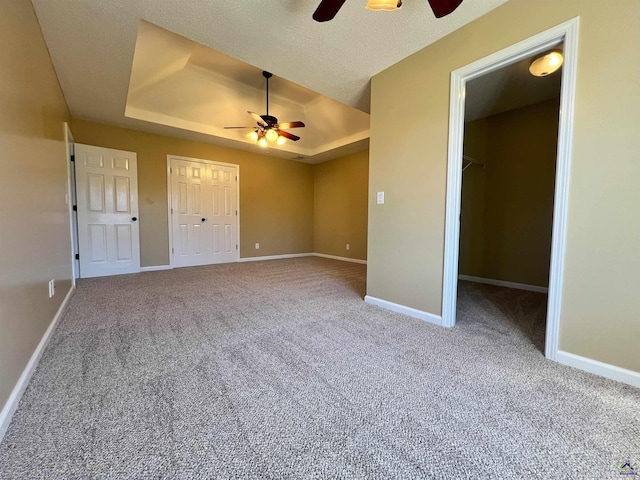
[224,71,305,147]
[529,49,564,77]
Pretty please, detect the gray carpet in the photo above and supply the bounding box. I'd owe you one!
[0,257,638,479]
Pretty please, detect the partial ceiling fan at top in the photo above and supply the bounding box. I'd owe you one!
[224,71,305,147]
[312,0,463,22]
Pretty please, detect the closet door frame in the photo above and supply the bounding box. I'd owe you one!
[166,155,240,268]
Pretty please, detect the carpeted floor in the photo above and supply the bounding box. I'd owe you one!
[0,257,638,479]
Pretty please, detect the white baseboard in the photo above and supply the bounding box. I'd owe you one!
[458,274,548,293]
[0,284,75,443]
[238,253,313,263]
[364,295,443,326]
[556,350,640,389]
[140,265,172,272]
[313,253,367,265]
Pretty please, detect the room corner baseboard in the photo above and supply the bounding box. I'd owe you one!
[312,253,367,265]
[458,274,548,293]
[364,295,442,326]
[140,265,172,272]
[556,350,640,389]
[238,253,313,263]
[0,284,75,443]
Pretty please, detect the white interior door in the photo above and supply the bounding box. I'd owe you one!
[75,144,140,278]
[170,156,238,268]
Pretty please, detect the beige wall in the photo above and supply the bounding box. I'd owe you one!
[313,151,369,261]
[369,0,640,372]
[0,1,72,410]
[460,99,559,287]
[70,120,314,265]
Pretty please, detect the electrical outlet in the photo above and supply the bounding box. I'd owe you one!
[346,244,350,251]
[48,279,56,298]
[255,243,260,250]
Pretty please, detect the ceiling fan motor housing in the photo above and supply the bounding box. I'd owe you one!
[261,115,278,125]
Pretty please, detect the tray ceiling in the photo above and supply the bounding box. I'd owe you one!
[32,0,508,163]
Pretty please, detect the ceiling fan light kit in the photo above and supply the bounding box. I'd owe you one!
[224,71,306,147]
[313,0,462,22]
[366,0,402,11]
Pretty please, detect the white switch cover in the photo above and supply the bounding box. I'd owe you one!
[376,192,385,204]
[346,244,350,251]
[255,243,260,250]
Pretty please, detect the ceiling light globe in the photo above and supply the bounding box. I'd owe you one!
[529,50,564,77]
[249,131,259,141]
[277,136,286,145]
[258,137,268,148]
[265,129,279,142]
[366,0,402,11]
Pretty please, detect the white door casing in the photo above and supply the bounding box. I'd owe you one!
[75,144,140,278]
[169,156,239,268]
[441,18,579,362]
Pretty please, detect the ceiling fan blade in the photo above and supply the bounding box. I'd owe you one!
[248,111,267,126]
[313,0,346,22]
[427,0,463,18]
[224,126,253,129]
[278,130,301,142]
[276,121,305,129]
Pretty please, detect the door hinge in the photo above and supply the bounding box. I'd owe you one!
[170,167,173,174]
[235,210,238,216]
[75,253,79,260]
[171,208,173,214]
[72,205,77,211]
[70,154,75,162]
[235,175,238,181]
[236,244,238,250]
[172,248,174,254]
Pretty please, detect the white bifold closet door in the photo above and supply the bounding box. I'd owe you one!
[169,156,238,268]
[75,144,140,278]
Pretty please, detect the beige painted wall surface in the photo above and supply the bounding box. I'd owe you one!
[70,120,314,265]
[0,1,72,410]
[460,99,559,287]
[313,151,369,260]
[369,0,640,372]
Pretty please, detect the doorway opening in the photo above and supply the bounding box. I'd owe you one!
[457,50,562,353]
[64,123,79,283]
[442,18,579,361]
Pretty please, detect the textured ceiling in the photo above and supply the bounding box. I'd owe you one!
[32,0,509,162]
[125,21,370,161]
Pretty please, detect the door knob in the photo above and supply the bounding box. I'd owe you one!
[201,218,206,222]
[132,217,138,222]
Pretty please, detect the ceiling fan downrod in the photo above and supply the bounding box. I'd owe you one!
[263,71,272,119]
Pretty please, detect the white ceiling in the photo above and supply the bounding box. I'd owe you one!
[32,0,509,163]
[125,21,371,162]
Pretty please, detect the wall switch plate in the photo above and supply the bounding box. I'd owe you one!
[48,279,55,298]
[255,243,260,250]
[376,192,385,204]
[346,244,350,251]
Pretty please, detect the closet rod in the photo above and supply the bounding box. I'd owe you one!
[462,154,485,172]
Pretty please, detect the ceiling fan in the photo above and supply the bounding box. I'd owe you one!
[313,0,463,22]
[224,71,305,147]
